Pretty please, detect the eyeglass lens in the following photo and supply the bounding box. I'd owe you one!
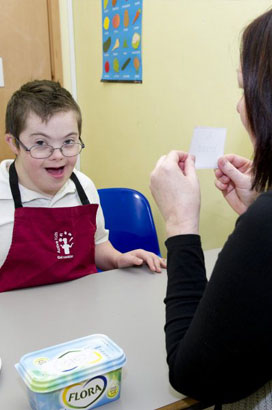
[30,143,83,159]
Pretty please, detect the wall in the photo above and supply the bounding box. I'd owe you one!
[70,0,271,256]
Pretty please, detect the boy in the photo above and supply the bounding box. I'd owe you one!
[0,80,165,292]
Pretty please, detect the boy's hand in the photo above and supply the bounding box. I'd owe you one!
[95,241,166,272]
[116,249,166,273]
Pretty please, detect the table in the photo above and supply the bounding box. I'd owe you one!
[0,249,220,410]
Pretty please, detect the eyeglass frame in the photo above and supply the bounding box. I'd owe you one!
[12,135,85,159]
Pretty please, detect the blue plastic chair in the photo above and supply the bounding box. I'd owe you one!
[98,188,161,256]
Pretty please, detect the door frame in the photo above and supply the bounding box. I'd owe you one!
[47,0,63,84]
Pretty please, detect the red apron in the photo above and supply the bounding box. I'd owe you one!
[0,161,98,292]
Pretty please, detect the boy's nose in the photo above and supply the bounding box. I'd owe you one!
[50,147,65,159]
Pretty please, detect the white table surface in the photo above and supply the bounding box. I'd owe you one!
[0,249,220,410]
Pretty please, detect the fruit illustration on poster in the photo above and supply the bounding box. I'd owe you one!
[132,9,141,24]
[103,37,111,52]
[132,33,140,49]
[122,58,131,71]
[133,57,140,73]
[112,38,120,51]
[123,38,128,48]
[105,61,110,73]
[113,58,119,72]
[124,9,129,27]
[112,14,120,29]
[104,16,110,30]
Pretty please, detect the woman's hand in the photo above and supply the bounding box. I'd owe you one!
[116,249,167,273]
[150,151,200,238]
[214,154,258,215]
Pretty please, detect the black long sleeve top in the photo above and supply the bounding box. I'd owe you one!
[165,191,272,406]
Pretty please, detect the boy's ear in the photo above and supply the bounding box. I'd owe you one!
[5,134,19,155]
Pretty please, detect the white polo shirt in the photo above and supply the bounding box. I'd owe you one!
[0,160,109,268]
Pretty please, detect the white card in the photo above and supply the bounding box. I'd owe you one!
[189,127,226,169]
[0,58,4,87]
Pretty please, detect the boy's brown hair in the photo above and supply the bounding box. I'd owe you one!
[5,80,82,146]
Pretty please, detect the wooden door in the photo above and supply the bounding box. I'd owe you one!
[0,0,63,161]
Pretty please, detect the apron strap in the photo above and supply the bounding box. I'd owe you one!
[9,161,23,208]
[70,172,90,205]
[9,163,90,207]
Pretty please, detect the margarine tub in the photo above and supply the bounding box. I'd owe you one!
[15,334,126,410]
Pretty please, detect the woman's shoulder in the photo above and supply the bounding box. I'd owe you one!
[237,190,272,232]
[249,190,272,212]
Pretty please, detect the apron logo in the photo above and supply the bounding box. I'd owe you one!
[54,231,74,260]
[62,376,107,408]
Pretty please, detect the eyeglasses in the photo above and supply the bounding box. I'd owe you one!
[13,136,85,159]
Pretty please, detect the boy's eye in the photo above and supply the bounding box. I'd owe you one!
[64,139,75,145]
[35,140,47,146]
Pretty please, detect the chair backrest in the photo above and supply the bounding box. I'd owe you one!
[98,188,161,256]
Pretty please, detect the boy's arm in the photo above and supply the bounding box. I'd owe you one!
[95,241,122,270]
[95,240,166,272]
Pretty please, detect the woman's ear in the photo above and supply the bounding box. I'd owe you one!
[5,134,19,155]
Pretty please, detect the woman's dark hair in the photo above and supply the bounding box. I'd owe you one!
[241,8,272,191]
[5,80,82,146]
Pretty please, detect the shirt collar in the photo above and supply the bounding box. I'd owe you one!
[0,160,76,203]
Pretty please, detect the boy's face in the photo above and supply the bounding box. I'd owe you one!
[6,110,80,196]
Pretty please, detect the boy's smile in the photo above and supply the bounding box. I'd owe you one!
[46,166,66,178]
[6,110,80,196]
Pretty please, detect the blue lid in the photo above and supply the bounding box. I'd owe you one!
[15,334,126,393]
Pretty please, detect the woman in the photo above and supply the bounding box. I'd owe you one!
[150,8,272,410]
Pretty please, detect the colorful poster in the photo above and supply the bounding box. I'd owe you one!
[101,0,143,83]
